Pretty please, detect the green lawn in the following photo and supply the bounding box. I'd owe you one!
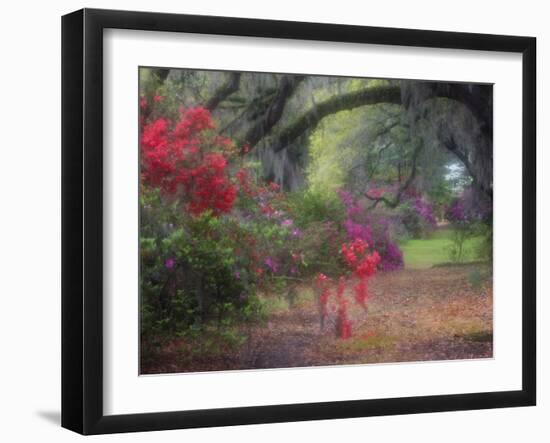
[400,228,482,269]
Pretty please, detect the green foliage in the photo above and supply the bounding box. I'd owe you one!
[287,189,345,227]
[447,221,487,264]
[398,202,429,239]
[447,227,470,263]
[427,181,454,219]
[306,108,362,196]
[140,188,263,344]
[294,221,347,277]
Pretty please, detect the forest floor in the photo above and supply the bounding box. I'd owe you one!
[141,264,493,374]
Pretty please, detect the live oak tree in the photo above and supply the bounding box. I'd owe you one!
[141,68,492,204]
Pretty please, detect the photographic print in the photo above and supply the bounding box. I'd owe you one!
[139,67,493,375]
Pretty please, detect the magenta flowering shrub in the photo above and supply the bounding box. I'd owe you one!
[378,235,404,271]
[397,193,437,239]
[446,187,492,224]
[343,219,373,244]
[337,189,404,271]
[445,198,467,223]
[412,197,437,227]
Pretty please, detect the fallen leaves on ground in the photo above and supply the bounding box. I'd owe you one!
[141,265,492,374]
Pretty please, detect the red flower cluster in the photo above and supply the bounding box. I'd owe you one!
[355,251,381,279]
[314,274,352,339]
[140,106,237,216]
[235,167,281,206]
[268,182,280,192]
[341,239,381,279]
[236,168,254,197]
[186,153,237,215]
[341,239,381,310]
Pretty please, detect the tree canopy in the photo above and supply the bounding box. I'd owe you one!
[140,68,492,205]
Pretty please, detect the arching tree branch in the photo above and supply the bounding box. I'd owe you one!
[432,83,493,139]
[401,80,493,200]
[206,73,242,111]
[270,85,402,152]
[365,140,423,209]
[348,119,400,177]
[401,81,492,138]
[242,75,305,147]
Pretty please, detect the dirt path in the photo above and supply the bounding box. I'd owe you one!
[141,265,492,374]
[243,309,320,369]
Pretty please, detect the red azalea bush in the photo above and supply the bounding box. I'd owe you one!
[314,239,380,339]
[139,102,265,344]
[341,238,380,310]
[140,105,237,216]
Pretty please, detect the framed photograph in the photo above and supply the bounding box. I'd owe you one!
[62,8,536,435]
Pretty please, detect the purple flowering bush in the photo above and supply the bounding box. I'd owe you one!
[398,196,437,239]
[445,188,492,225]
[413,198,437,227]
[338,189,404,271]
[445,198,467,224]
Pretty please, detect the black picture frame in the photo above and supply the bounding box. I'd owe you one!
[62,8,536,435]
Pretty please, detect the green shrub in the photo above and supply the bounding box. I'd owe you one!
[294,221,347,278]
[139,188,263,343]
[287,190,345,227]
[398,201,435,239]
